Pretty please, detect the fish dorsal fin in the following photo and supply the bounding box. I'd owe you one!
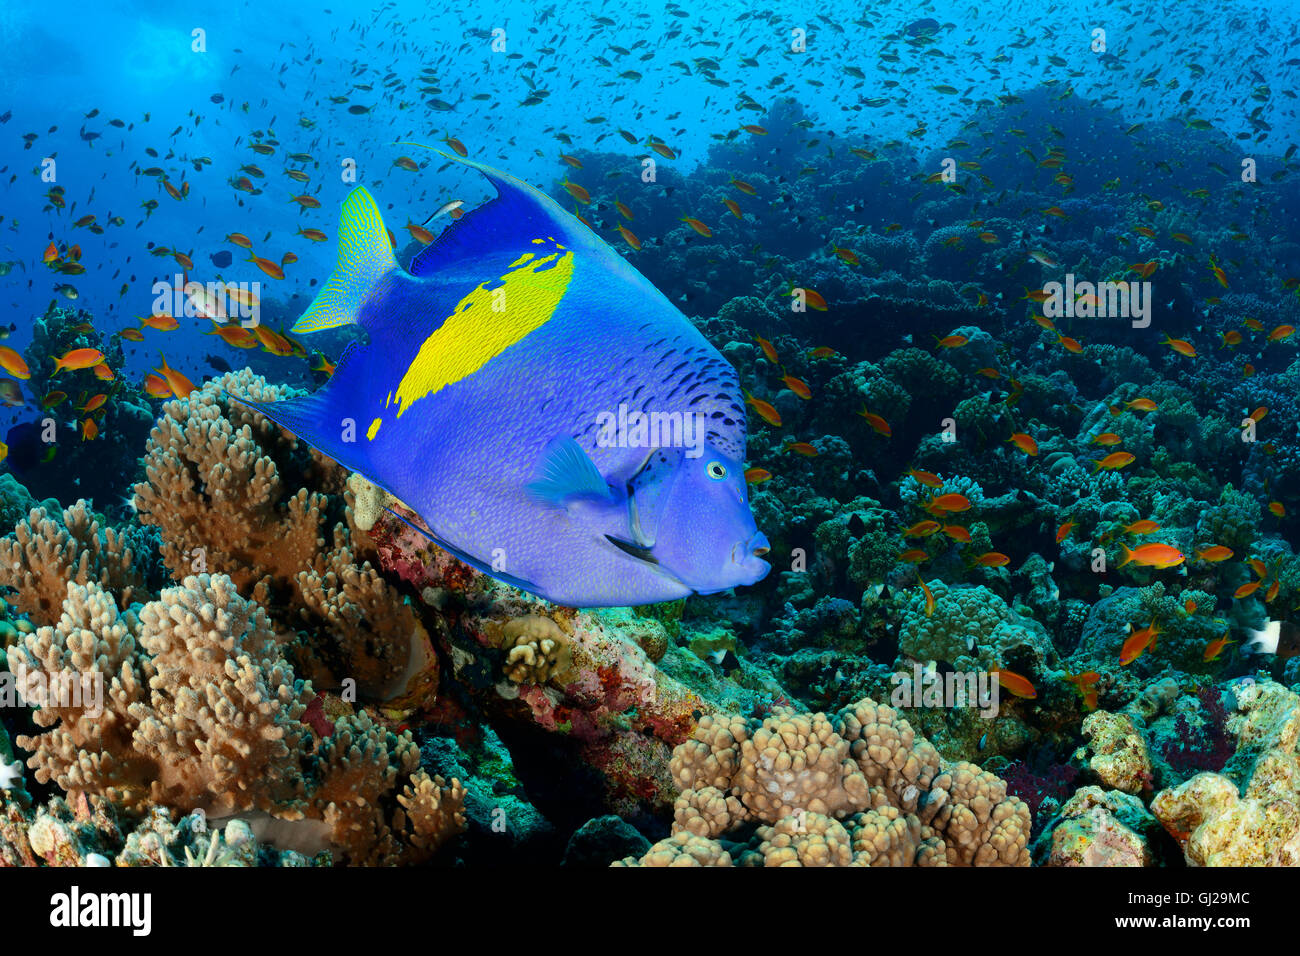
[400,146,613,278]
[291,186,397,333]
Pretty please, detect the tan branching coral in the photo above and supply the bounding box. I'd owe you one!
[0,500,144,626]
[620,697,1031,867]
[5,579,153,802]
[9,575,312,813]
[131,371,434,706]
[8,574,464,865]
[128,573,314,814]
[1152,680,1300,866]
[294,525,433,701]
[133,370,331,604]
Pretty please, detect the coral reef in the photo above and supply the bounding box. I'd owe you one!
[617,696,1031,866]
[5,574,464,865]
[1151,680,1300,866]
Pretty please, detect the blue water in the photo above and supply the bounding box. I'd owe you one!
[0,0,1297,416]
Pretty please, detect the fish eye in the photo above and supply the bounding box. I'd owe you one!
[706,461,727,480]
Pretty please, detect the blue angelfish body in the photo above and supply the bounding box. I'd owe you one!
[235,154,770,607]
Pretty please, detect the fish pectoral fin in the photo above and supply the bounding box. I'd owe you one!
[525,436,616,509]
[604,534,659,565]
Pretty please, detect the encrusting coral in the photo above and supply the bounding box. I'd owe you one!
[617,696,1031,866]
[1151,679,1300,866]
[1081,710,1153,795]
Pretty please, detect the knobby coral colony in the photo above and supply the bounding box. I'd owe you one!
[2,91,1300,869]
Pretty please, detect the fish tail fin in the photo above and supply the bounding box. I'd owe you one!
[292,187,397,333]
[1118,544,1134,567]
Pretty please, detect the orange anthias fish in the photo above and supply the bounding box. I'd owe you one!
[680,216,712,237]
[926,493,971,514]
[857,407,891,437]
[1007,432,1038,456]
[245,254,285,280]
[616,225,641,250]
[919,578,935,618]
[1195,545,1234,562]
[1065,671,1101,710]
[754,335,778,364]
[1120,621,1160,665]
[0,346,31,380]
[52,348,106,373]
[1234,581,1262,599]
[975,552,1011,567]
[907,468,942,489]
[253,325,295,356]
[80,417,98,441]
[206,324,259,348]
[744,391,781,427]
[142,374,172,399]
[996,669,1037,699]
[1123,520,1160,535]
[153,353,196,399]
[1119,543,1185,569]
[1092,451,1136,472]
[1056,520,1077,543]
[1161,334,1196,358]
[1203,635,1235,662]
[783,441,818,457]
[800,288,828,311]
[942,525,972,543]
[744,467,771,484]
[903,520,942,538]
[781,375,811,399]
[140,311,179,331]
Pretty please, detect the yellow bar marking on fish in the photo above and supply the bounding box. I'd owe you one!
[367,417,382,440]
[508,252,536,268]
[394,241,574,416]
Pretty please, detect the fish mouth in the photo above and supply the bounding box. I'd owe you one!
[716,531,771,589]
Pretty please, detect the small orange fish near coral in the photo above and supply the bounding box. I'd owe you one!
[996,669,1037,699]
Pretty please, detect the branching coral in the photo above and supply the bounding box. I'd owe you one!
[0,500,145,626]
[130,371,434,706]
[132,370,329,605]
[620,697,1031,866]
[7,574,464,864]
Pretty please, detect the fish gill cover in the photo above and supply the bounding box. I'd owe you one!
[0,0,1296,890]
